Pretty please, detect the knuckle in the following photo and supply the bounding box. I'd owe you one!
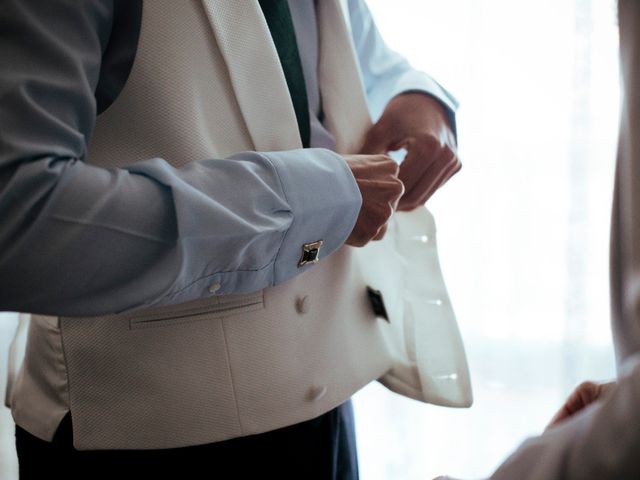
[383,178,404,196]
[578,381,596,392]
[353,233,368,247]
[402,191,422,209]
[438,150,455,167]
[443,143,457,160]
[372,204,392,225]
[418,132,440,149]
[379,156,399,172]
[384,203,394,219]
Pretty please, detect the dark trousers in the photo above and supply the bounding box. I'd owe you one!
[15,401,359,480]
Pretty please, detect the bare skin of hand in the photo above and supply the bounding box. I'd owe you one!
[546,380,616,430]
[344,154,404,247]
[360,93,460,211]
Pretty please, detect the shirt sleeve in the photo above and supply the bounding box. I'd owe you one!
[0,0,361,317]
[346,0,458,130]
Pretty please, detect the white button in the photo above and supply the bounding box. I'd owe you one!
[307,385,327,402]
[435,373,458,381]
[295,296,310,314]
[427,299,443,306]
[412,235,429,243]
[208,282,221,294]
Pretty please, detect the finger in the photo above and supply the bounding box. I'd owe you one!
[415,157,461,205]
[390,183,404,211]
[547,404,582,430]
[371,191,403,242]
[398,154,459,211]
[377,157,401,176]
[372,223,388,241]
[360,200,394,243]
[564,381,615,414]
[597,381,616,397]
[397,138,437,192]
[407,154,462,203]
[397,136,447,197]
[372,189,403,242]
[567,382,599,413]
[547,390,588,428]
[357,178,404,200]
[547,406,573,429]
[545,381,601,430]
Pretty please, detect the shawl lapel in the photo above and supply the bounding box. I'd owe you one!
[201,0,371,154]
[317,0,373,153]
[201,0,302,151]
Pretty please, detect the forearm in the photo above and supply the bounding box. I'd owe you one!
[0,0,361,316]
[0,149,360,317]
[346,0,458,123]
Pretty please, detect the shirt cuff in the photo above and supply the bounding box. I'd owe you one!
[389,70,459,141]
[262,148,362,284]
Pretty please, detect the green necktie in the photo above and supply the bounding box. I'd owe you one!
[258,0,311,148]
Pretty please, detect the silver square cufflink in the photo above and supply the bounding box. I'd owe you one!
[298,240,323,268]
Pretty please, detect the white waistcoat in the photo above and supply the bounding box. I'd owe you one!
[9,0,471,450]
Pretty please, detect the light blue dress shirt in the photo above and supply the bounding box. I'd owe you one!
[0,0,457,316]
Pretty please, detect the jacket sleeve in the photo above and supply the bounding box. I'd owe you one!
[0,0,361,317]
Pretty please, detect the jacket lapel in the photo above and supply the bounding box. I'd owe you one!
[201,0,302,151]
[317,0,372,153]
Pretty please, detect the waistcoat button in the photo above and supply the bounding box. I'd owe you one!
[295,296,310,314]
[208,282,221,294]
[307,385,327,402]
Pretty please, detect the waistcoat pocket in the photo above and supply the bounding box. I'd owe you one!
[129,291,264,330]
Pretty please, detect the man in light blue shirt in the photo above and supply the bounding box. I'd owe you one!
[0,1,459,478]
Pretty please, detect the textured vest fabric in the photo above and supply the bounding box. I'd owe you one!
[10,0,471,450]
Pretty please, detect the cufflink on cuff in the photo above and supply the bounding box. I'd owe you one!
[298,240,323,267]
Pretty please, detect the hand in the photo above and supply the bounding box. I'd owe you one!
[344,154,404,247]
[546,380,616,429]
[360,93,460,211]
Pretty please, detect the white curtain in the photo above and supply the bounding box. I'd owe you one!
[353,0,620,478]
